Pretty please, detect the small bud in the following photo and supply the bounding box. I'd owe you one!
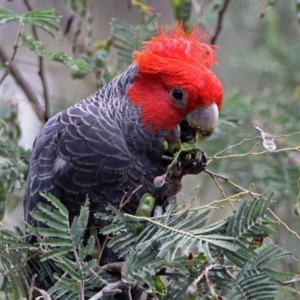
[187,252,194,260]
[96,67,102,76]
[85,47,94,56]
[249,237,264,250]
[294,203,300,217]
[154,175,165,187]
[261,131,276,152]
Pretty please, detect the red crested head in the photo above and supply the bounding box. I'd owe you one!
[127,24,223,133]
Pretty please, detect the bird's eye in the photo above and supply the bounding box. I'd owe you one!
[171,88,186,107]
[172,89,184,100]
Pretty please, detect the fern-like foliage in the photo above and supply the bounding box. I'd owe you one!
[96,194,293,299]
[0,7,91,77]
[29,193,105,299]
[0,103,30,218]
[110,16,158,69]
[0,194,294,299]
[0,7,60,37]
[0,193,105,299]
[20,33,91,78]
[0,226,35,299]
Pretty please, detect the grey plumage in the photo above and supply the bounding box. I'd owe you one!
[24,64,182,265]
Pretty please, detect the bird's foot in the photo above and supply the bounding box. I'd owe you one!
[167,149,207,179]
[179,149,207,176]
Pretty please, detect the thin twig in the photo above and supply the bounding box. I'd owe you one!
[77,281,85,300]
[89,267,102,281]
[24,0,50,121]
[72,249,85,299]
[128,288,133,300]
[123,213,225,243]
[97,235,110,265]
[226,178,260,197]
[119,185,143,211]
[210,136,261,159]
[190,184,200,207]
[0,23,23,85]
[88,280,122,300]
[253,125,300,139]
[204,169,228,180]
[205,168,259,197]
[267,208,300,241]
[0,45,45,121]
[188,191,255,212]
[205,170,232,208]
[209,146,300,161]
[210,0,231,44]
[29,274,38,300]
[178,184,200,209]
[273,130,300,139]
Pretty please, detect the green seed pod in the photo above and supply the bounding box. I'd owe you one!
[294,203,300,217]
[154,276,165,293]
[135,194,155,217]
[135,194,155,234]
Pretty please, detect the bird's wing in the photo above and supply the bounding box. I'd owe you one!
[24,102,135,225]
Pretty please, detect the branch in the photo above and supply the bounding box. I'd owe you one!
[210,0,231,44]
[267,208,300,241]
[204,168,260,200]
[0,23,23,85]
[189,191,257,212]
[119,184,143,211]
[88,280,122,300]
[0,45,45,122]
[210,136,261,160]
[24,0,50,121]
[209,146,300,161]
[204,169,234,209]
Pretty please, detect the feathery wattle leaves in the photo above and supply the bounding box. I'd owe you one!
[110,16,158,68]
[0,193,294,299]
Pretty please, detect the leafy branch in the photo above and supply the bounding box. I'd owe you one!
[23,0,50,121]
[0,6,91,121]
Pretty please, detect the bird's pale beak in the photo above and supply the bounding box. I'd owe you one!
[186,103,219,142]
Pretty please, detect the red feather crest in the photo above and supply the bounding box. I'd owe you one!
[133,24,218,72]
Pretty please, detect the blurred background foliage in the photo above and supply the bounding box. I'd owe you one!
[0,0,299,298]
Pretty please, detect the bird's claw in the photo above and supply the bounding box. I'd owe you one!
[180,150,207,175]
[167,149,207,179]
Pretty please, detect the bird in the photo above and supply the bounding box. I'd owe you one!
[24,24,223,298]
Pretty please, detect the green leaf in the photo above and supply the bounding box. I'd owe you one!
[22,8,60,37]
[40,246,72,261]
[0,8,19,26]
[110,17,158,69]
[20,33,91,77]
[56,257,80,280]
[29,227,70,238]
[30,210,67,231]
